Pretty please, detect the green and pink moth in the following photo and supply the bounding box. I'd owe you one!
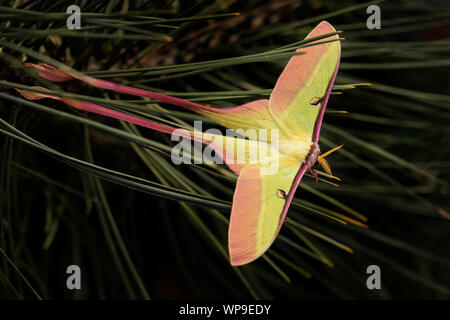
[18,21,341,266]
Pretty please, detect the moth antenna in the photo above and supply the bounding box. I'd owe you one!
[317,157,332,175]
[320,145,343,158]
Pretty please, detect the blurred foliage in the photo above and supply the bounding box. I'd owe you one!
[0,0,449,299]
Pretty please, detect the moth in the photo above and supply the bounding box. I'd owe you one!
[18,21,341,266]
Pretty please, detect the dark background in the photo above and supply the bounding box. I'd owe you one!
[0,0,449,299]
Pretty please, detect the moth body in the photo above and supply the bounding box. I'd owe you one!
[305,142,320,169]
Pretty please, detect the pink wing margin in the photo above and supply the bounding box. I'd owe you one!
[312,53,341,143]
[275,23,341,231]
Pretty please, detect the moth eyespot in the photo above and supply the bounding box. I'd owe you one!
[309,97,322,105]
[277,189,287,199]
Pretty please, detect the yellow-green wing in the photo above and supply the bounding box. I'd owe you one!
[199,99,280,135]
[228,156,307,266]
[268,21,341,142]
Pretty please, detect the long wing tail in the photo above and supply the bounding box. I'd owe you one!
[25,63,280,133]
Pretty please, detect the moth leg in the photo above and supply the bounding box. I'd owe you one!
[309,168,319,183]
